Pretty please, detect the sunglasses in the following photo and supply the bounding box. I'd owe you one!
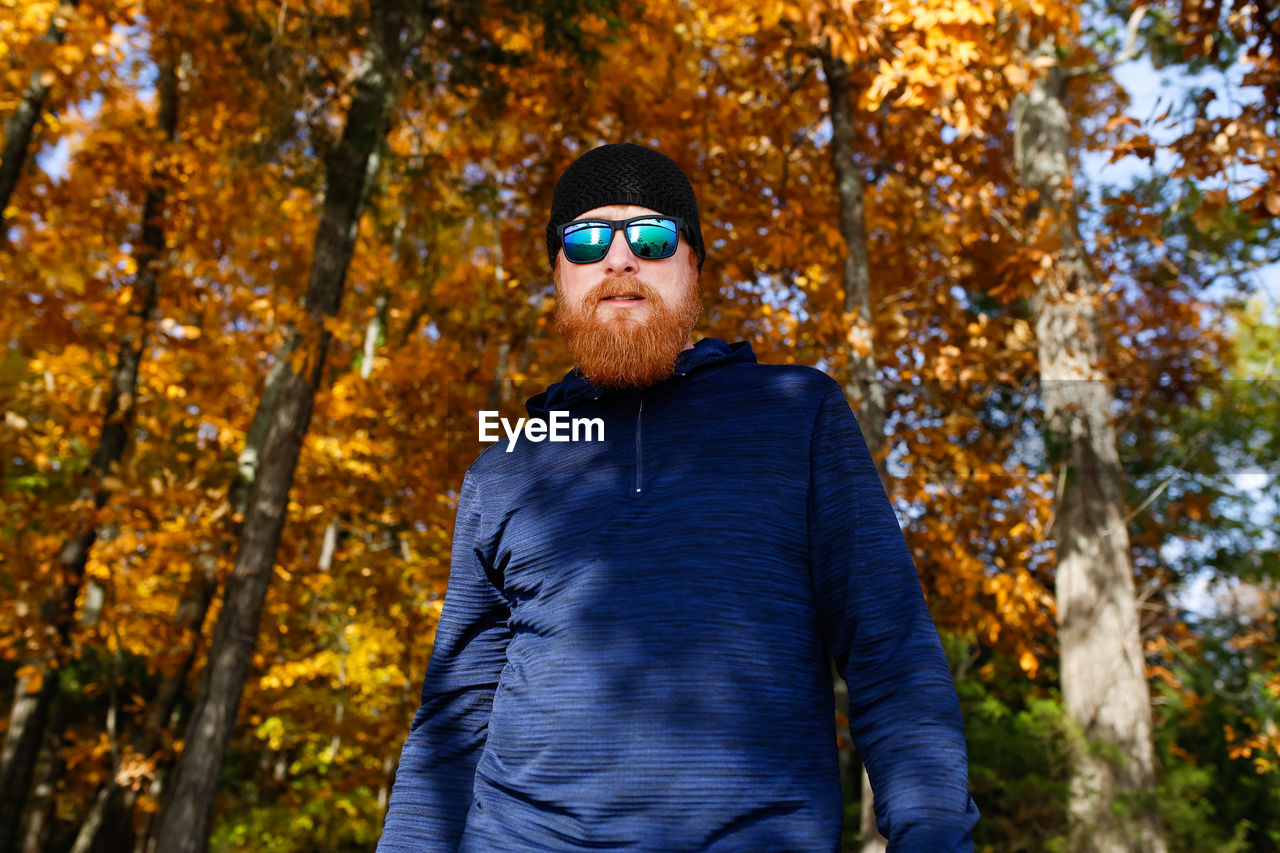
[559,215,685,264]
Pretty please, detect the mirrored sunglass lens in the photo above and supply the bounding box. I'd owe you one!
[563,224,612,262]
[626,222,677,259]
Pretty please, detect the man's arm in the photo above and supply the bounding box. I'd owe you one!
[807,383,979,851]
[378,470,512,852]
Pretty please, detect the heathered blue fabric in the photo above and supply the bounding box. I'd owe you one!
[378,338,979,852]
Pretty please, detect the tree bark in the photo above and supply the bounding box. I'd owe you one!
[73,323,298,853]
[70,550,219,853]
[82,120,398,853]
[0,54,177,853]
[0,0,80,244]
[818,42,889,853]
[1013,41,1166,853]
[150,7,417,850]
[18,730,62,853]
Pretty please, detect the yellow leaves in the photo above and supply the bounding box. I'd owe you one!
[760,0,785,30]
[1,0,1223,838]
[859,0,1012,121]
[158,317,202,340]
[1002,63,1029,89]
[278,188,315,222]
[501,29,533,53]
[907,0,988,29]
[983,574,1012,610]
[14,664,45,694]
[100,474,127,491]
[256,715,289,750]
[57,42,84,74]
[259,653,339,692]
[1018,649,1039,677]
[952,40,979,67]
[846,327,872,357]
[1005,319,1033,349]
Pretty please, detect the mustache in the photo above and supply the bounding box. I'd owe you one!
[583,275,659,306]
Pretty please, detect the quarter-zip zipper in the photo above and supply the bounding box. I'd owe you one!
[633,395,644,495]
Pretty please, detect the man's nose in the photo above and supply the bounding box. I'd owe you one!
[602,230,639,276]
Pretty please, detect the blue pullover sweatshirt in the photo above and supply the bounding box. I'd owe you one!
[378,338,979,852]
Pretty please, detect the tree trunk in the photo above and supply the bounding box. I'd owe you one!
[0,0,80,243]
[18,730,62,853]
[85,127,396,853]
[150,8,416,850]
[232,335,300,513]
[361,293,389,380]
[0,55,177,853]
[1013,42,1166,853]
[819,42,889,853]
[70,550,219,853]
[74,323,298,853]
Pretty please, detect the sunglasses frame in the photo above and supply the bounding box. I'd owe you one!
[557,215,686,264]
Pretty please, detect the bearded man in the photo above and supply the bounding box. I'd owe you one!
[378,143,979,852]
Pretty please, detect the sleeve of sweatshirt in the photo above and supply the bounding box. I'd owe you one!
[807,382,980,851]
[378,469,512,852]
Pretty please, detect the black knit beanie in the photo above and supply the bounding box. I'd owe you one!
[546,143,705,273]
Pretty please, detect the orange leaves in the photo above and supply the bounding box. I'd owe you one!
[1103,114,1137,133]
[1238,172,1280,219]
[2,0,1262,842]
[13,664,47,694]
[856,0,1020,137]
[886,0,995,29]
[1018,649,1039,677]
[1225,720,1280,774]
[759,0,788,30]
[844,311,874,357]
[1107,133,1157,165]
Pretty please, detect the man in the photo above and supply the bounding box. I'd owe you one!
[378,143,979,852]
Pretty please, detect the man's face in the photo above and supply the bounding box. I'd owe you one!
[553,204,702,389]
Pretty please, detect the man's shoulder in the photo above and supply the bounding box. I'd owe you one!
[715,357,841,400]
[464,433,528,485]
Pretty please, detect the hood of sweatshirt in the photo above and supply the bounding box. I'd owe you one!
[525,337,757,417]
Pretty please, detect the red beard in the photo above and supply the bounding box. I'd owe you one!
[554,264,703,390]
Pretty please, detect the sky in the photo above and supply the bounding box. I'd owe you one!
[1081,53,1279,308]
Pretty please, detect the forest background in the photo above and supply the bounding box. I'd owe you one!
[1,0,1278,851]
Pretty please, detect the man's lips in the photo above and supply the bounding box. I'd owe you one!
[599,293,645,303]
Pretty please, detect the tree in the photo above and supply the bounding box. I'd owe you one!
[1012,23,1168,853]
[0,46,178,853]
[149,4,422,848]
[0,0,77,242]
